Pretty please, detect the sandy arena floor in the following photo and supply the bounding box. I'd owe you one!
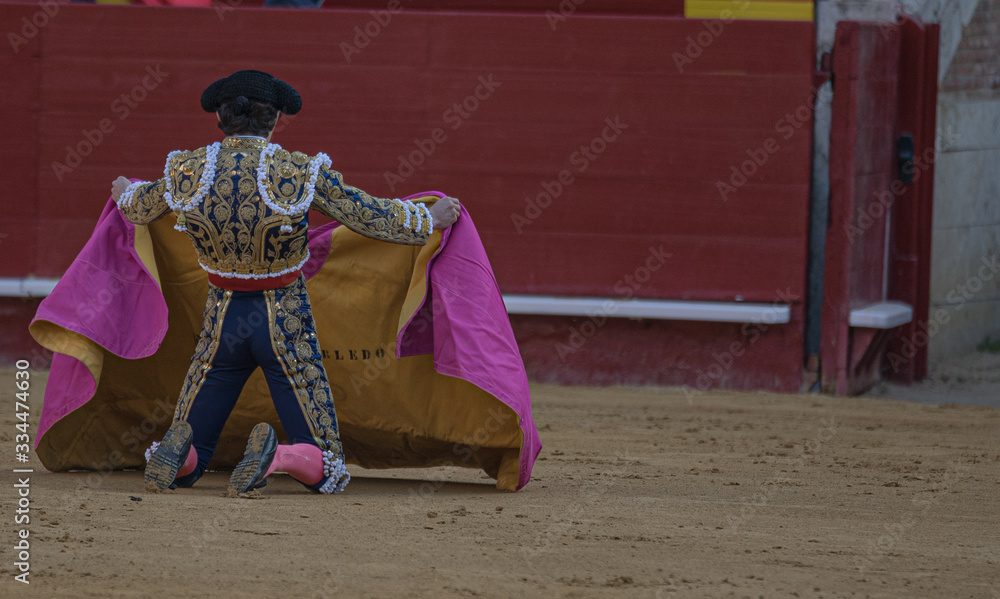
[1,367,998,599]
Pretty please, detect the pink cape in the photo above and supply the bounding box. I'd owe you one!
[31,192,540,491]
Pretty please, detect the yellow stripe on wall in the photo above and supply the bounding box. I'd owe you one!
[685,0,815,21]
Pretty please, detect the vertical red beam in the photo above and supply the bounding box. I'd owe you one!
[822,21,902,394]
[886,17,939,383]
[821,23,859,394]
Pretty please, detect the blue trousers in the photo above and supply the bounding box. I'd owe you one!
[171,276,343,487]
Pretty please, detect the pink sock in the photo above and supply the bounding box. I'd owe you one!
[265,444,323,485]
[177,446,198,477]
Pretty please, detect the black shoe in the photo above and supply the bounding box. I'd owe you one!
[144,421,193,493]
[228,423,278,495]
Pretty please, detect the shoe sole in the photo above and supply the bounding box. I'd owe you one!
[144,421,193,493]
[228,423,277,496]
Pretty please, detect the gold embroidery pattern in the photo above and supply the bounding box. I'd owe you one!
[120,180,170,225]
[220,136,269,150]
[170,147,309,277]
[130,140,429,276]
[265,278,344,455]
[313,170,431,245]
[174,286,233,421]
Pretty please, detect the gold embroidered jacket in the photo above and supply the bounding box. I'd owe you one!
[117,136,432,280]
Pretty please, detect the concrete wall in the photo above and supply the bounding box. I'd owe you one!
[930,0,1000,361]
[812,0,1000,364]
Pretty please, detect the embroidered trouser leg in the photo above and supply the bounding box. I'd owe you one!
[257,277,345,457]
[170,278,345,488]
[171,287,257,487]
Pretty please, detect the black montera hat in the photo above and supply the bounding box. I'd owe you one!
[200,70,302,115]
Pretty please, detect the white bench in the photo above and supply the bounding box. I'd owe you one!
[501,295,791,324]
[0,277,59,298]
[1,279,799,326]
[848,301,913,329]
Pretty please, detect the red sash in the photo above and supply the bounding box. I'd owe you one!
[208,269,301,291]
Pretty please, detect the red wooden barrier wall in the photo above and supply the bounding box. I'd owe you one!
[2,4,816,391]
[821,21,901,395]
[821,18,938,395]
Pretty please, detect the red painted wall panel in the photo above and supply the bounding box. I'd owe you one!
[7,6,816,300]
[1,4,40,276]
[97,0,687,13]
[4,5,815,391]
[514,305,806,391]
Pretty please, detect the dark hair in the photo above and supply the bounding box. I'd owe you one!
[216,96,279,136]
